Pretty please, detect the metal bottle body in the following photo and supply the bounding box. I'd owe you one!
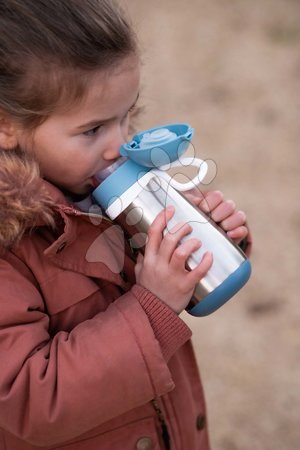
[92,152,251,317]
[114,174,248,313]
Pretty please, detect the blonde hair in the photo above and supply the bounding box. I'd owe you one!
[0,151,55,248]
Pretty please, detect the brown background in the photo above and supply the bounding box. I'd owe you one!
[126,1,300,449]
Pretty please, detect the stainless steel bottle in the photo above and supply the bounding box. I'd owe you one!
[93,124,251,316]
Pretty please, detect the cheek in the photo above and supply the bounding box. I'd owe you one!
[121,116,130,138]
[15,131,35,154]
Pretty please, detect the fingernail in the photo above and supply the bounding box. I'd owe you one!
[166,205,175,212]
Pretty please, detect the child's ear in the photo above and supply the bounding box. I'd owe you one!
[0,112,19,150]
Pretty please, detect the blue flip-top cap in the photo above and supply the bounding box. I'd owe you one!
[120,123,194,167]
[93,123,195,210]
[92,159,151,211]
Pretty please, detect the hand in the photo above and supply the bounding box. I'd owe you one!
[184,189,249,245]
[135,206,213,314]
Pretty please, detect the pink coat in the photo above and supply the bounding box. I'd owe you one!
[0,174,211,450]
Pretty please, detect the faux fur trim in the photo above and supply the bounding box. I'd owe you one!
[0,150,55,248]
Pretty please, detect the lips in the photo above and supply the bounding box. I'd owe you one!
[91,176,101,188]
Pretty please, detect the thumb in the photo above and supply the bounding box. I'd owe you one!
[136,252,144,266]
[134,252,144,277]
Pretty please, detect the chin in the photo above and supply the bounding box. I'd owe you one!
[76,185,92,195]
[59,183,92,199]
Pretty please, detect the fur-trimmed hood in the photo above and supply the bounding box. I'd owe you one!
[0,150,56,249]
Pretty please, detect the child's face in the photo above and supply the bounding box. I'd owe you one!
[17,56,140,195]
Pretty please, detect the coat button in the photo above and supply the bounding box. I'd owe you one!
[56,242,67,253]
[136,436,153,450]
[196,414,206,430]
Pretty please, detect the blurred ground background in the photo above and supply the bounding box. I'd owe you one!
[126,1,300,449]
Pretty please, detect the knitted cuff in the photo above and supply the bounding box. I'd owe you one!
[131,284,192,362]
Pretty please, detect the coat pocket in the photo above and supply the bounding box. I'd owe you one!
[52,417,162,450]
[40,271,101,315]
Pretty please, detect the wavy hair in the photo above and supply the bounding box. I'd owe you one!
[0,0,138,128]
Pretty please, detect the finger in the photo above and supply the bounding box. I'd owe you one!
[159,221,193,261]
[227,225,248,243]
[144,206,175,257]
[183,190,206,206]
[170,238,202,270]
[186,251,213,285]
[220,210,246,231]
[210,199,236,223]
[183,192,200,205]
[185,187,207,198]
[198,190,224,214]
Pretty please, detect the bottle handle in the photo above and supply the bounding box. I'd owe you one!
[152,157,208,191]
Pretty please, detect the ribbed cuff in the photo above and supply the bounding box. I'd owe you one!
[131,284,192,362]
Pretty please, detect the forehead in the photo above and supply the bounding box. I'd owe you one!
[65,56,140,120]
[88,57,140,104]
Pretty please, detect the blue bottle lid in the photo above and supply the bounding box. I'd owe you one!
[120,123,194,167]
[93,123,195,211]
[93,160,151,212]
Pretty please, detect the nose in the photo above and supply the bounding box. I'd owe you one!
[103,126,126,161]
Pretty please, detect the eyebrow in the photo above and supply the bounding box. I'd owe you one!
[76,92,140,132]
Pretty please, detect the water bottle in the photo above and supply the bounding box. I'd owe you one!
[92,123,251,316]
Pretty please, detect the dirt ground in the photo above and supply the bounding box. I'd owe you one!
[126,1,300,449]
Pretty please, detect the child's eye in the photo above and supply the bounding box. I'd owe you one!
[83,125,102,137]
[128,103,142,120]
[121,106,137,125]
[128,104,136,113]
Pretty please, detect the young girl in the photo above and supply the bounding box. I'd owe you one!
[0,1,250,449]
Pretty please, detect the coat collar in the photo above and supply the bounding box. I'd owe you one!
[38,181,135,289]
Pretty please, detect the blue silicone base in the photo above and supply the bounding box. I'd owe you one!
[188,259,252,317]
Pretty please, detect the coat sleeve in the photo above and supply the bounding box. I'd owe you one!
[0,259,191,447]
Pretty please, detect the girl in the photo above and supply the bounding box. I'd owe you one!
[0,1,250,449]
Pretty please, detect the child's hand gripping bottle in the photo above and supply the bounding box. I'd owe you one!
[93,124,251,316]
